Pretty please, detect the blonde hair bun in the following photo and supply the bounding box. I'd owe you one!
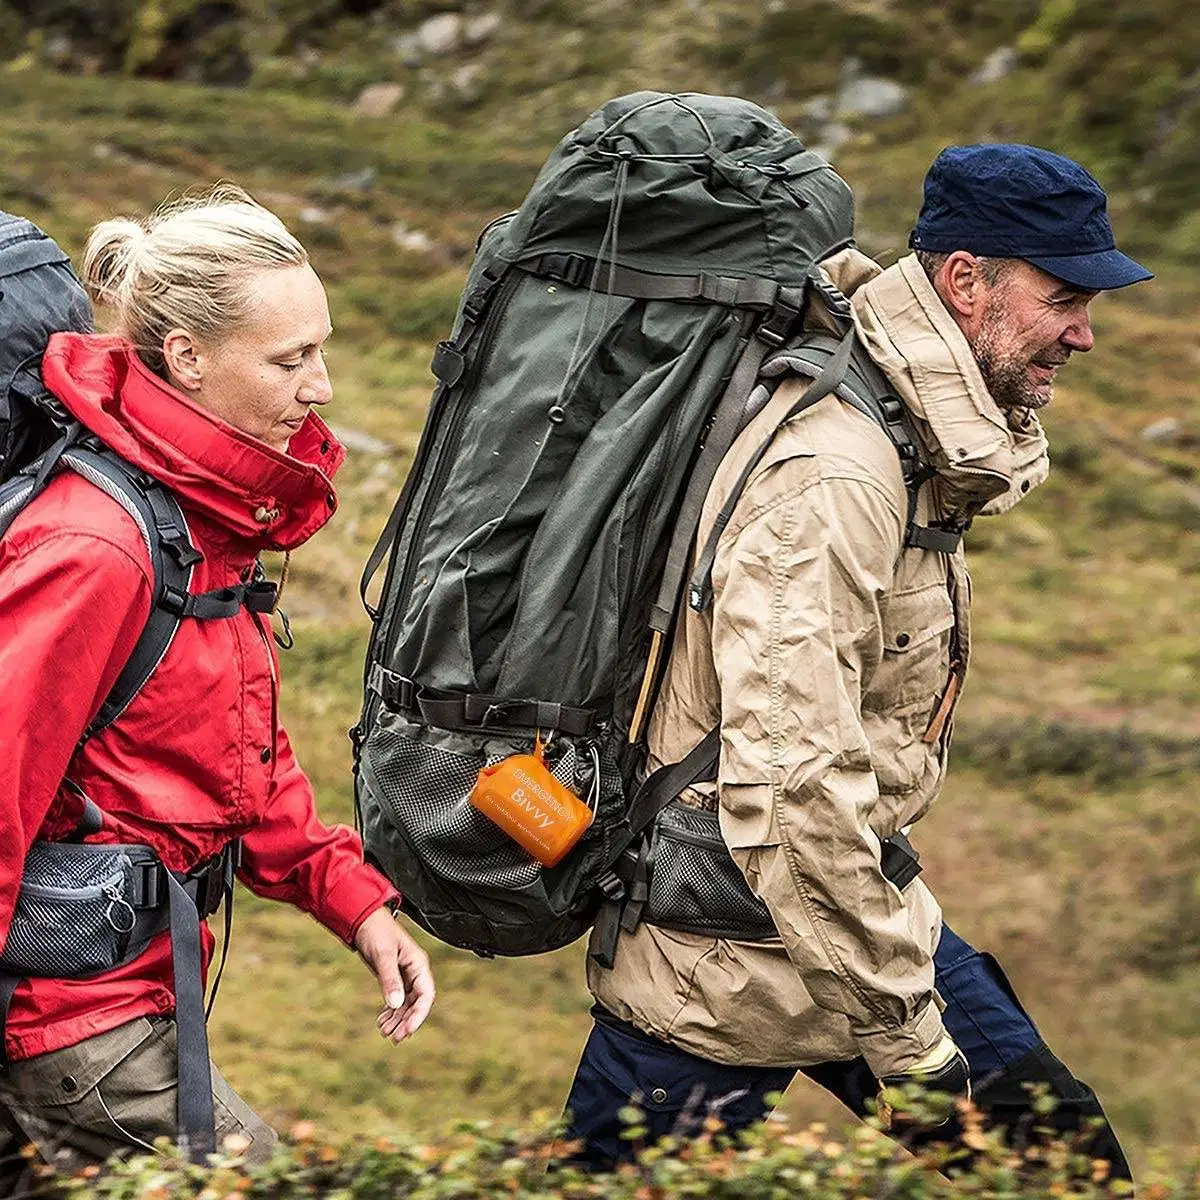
[80,184,308,372]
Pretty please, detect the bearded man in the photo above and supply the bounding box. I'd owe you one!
[564,143,1151,1176]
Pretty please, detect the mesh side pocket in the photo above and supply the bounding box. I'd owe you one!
[3,844,138,977]
[644,802,776,939]
[366,723,605,892]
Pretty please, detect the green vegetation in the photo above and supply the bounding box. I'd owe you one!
[30,1106,1200,1198]
[1,0,1199,1183]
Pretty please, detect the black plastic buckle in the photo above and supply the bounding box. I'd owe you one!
[160,585,190,616]
[756,321,790,348]
[244,581,278,614]
[132,860,163,909]
[757,302,802,347]
[556,254,591,289]
[880,832,922,891]
[431,341,466,387]
[880,397,906,424]
[596,870,626,902]
[189,857,227,918]
[158,526,203,570]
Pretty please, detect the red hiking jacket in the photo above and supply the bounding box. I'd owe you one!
[0,333,398,1060]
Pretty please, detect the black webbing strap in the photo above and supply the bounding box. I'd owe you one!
[160,580,277,619]
[64,795,104,840]
[618,726,721,853]
[368,663,596,737]
[688,329,856,613]
[429,263,510,387]
[591,726,722,968]
[518,253,792,311]
[649,301,804,636]
[47,446,209,742]
[163,870,215,1162]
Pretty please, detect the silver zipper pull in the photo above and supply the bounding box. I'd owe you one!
[103,885,136,935]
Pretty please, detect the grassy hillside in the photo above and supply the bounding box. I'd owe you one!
[1,0,1198,1176]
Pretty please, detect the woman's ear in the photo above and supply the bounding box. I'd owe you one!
[161,328,203,393]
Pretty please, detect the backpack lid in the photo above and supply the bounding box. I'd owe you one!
[503,91,854,285]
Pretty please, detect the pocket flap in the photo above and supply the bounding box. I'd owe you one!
[0,1017,157,1105]
[881,586,955,653]
[717,782,781,851]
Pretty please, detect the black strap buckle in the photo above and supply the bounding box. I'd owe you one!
[756,301,802,347]
[596,870,626,902]
[132,860,164,909]
[555,254,591,288]
[160,585,190,616]
[431,341,466,387]
[244,581,278,614]
[880,832,922,891]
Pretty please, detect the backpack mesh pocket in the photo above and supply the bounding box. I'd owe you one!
[644,801,777,940]
[2,843,144,977]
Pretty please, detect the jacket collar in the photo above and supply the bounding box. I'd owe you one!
[41,333,346,551]
[819,250,1050,519]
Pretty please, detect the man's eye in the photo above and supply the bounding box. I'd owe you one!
[279,360,303,371]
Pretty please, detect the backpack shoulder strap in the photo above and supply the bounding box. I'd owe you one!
[687,329,857,613]
[55,445,202,741]
[766,333,964,557]
[2,440,280,744]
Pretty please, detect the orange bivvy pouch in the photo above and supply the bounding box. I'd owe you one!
[469,738,594,867]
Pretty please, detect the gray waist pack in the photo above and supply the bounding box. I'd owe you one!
[2,841,165,978]
[0,807,240,1165]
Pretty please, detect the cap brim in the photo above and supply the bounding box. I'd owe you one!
[1024,247,1153,291]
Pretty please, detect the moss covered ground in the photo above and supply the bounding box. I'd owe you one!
[1,2,1199,1175]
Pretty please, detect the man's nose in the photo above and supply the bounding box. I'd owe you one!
[1062,310,1095,353]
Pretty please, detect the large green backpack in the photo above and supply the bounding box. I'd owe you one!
[353,91,866,958]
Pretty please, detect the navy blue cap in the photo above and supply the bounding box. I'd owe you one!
[909,143,1152,291]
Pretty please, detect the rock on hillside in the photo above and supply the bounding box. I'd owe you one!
[2,0,1199,249]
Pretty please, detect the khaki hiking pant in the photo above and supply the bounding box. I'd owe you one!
[0,1016,276,1194]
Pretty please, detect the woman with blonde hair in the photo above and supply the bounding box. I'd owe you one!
[0,186,434,1183]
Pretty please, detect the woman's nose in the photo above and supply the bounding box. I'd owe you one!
[302,355,333,406]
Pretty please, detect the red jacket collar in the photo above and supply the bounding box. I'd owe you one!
[41,333,346,551]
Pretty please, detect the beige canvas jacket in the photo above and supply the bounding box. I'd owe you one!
[588,252,1050,1079]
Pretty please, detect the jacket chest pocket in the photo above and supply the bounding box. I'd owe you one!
[866,583,956,715]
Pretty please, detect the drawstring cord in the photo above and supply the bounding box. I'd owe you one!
[270,551,294,650]
[552,153,632,412]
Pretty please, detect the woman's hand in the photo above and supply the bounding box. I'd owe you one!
[353,906,436,1043]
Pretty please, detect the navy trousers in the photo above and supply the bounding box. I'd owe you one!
[564,925,1131,1178]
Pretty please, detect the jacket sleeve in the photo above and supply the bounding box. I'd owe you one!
[238,726,399,947]
[711,465,946,1080]
[0,529,153,949]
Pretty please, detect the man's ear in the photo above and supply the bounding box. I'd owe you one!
[161,329,203,393]
[937,251,984,321]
